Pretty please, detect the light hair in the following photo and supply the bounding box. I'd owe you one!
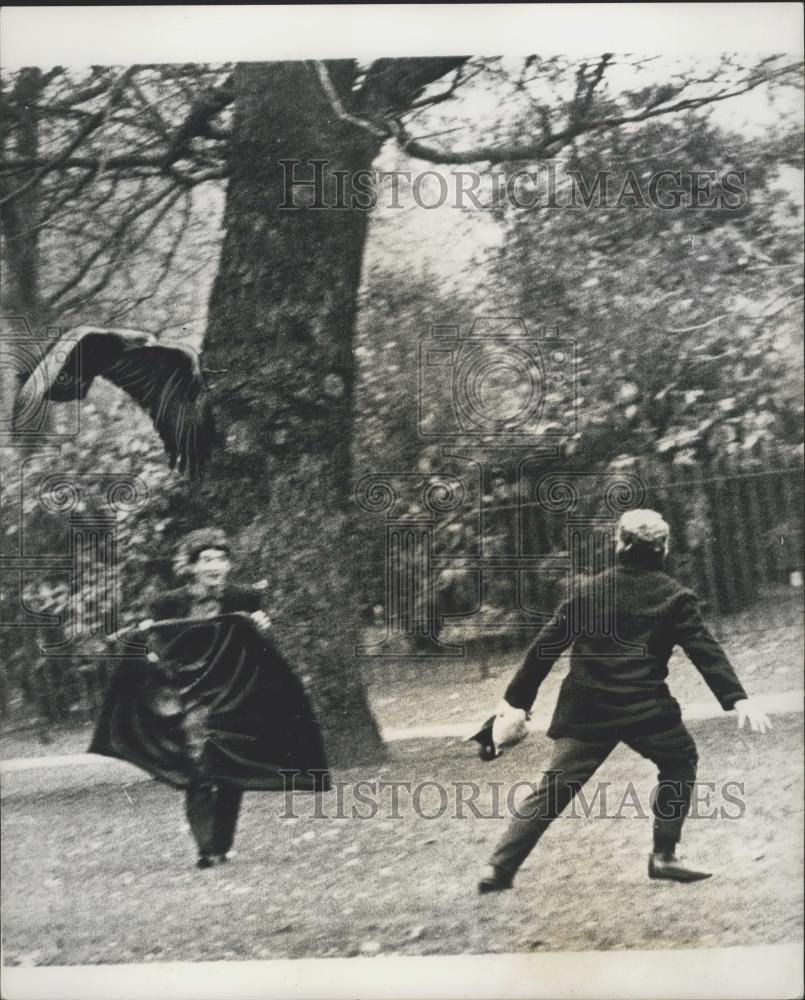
[616,509,670,557]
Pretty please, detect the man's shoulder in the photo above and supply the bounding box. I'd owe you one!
[610,565,694,611]
[614,564,685,588]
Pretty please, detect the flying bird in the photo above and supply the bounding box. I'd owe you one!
[13,326,217,477]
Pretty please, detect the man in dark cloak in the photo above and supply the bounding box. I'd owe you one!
[90,528,329,869]
[475,509,772,892]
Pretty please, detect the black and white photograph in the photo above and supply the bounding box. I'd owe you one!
[0,5,803,998]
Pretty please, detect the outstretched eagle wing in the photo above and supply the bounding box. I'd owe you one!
[13,327,147,417]
[13,326,216,478]
[103,342,216,478]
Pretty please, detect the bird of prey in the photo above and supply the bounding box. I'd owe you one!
[13,326,216,477]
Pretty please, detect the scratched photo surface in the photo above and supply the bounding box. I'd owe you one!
[0,6,803,999]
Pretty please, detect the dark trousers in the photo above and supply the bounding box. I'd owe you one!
[185,781,244,858]
[490,723,698,877]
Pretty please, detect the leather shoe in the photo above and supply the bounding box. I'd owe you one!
[478,864,513,894]
[648,852,712,882]
[196,854,228,870]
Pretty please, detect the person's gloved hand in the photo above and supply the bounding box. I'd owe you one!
[250,610,271,631]
[491,699,529,749]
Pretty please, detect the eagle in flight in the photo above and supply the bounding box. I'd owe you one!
[13,326,217,478]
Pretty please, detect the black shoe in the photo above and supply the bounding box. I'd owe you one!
[196,854,228,870]
[478,864,513,894]
[648,852,712,883]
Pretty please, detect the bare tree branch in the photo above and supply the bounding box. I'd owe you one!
[571,53,614,123]
[45,181,179,311]
[127,76,175,144]
[158,75,233,167]
[102,188,196,324]
[395,60,802,165]
[0,66,138,206]
[313,62,389,139]
[53,186,184,318]
[666,314,730,334]
[360,57,470,116]
[404,65,480,112]
[0,151,227,182]
[0,69,232,190]
[49,70,115,109]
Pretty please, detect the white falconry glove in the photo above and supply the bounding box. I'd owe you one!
[491,699,529,749]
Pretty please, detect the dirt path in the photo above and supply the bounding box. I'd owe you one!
[1,687,801,784]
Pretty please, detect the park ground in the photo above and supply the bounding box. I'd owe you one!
[0,715,802,966]
[1,596,802,966]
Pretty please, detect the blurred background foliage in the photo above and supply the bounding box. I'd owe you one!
[354,109,803,641]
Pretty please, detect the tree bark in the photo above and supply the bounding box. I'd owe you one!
[202,61,388,766]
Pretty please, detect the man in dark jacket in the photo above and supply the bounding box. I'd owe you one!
[142,528,269,869]
[97,528,329,870]
[478,509,772,893]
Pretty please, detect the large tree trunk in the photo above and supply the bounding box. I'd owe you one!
[202,62,387,766]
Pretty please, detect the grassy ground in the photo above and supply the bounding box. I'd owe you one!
[2,593,802,966]
[1,713,802,966]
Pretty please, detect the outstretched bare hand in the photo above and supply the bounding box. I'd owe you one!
[734,697,773,734]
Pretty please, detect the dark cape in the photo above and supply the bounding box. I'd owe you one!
[89,609,330,792]
[150,583,263,621]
